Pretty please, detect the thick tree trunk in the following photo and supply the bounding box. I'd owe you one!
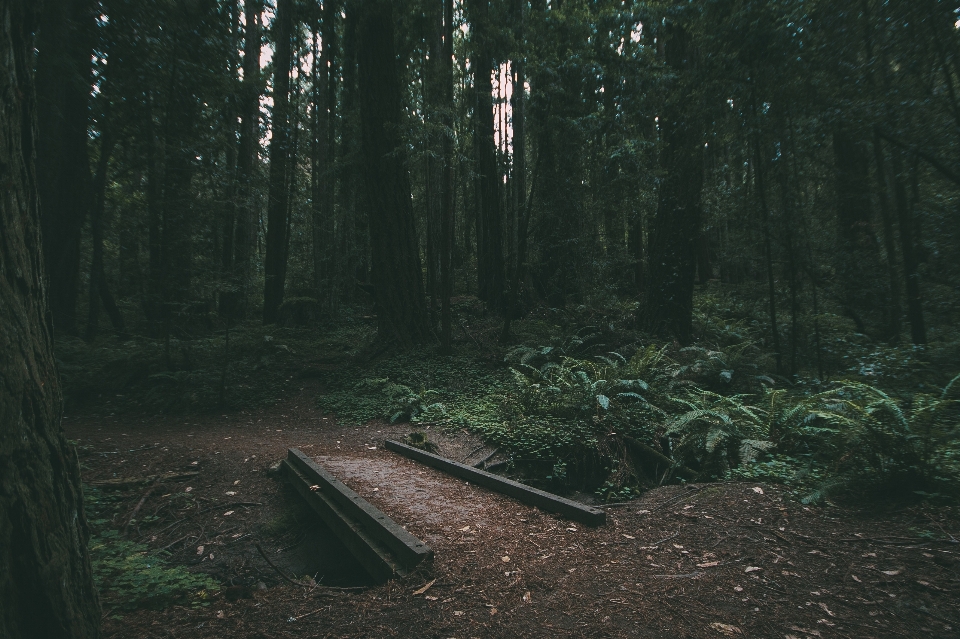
[1,5,101,636]
[263,0,293,324]
[470,0,505,312]
[35,0,96,336]
[833,128,886,337]
[358,0,432,346]
[643,22,702,345]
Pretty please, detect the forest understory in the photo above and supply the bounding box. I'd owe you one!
[67,379,960,639]
[61,290,960,639]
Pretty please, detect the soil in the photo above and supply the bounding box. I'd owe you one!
[66,381,960,639]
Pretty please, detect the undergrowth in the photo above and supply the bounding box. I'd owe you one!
[85,486,218,611]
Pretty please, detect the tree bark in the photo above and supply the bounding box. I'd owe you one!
[1,4,101,636]
[643,22,703,345]
[358,0,432,346]
[263,0,294,324]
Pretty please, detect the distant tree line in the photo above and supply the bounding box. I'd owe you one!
[35,0,960,362]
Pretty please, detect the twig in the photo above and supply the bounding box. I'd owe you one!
[473,448,499,468]
[653,571,703,579]
[160,534,190,553]
[458,320,484,350]
[256,543,300,586]
[124,481,159,537]
[460,445,486,463]
[198,501,263,515]
[653,532,679,546]
[288,607,325,622]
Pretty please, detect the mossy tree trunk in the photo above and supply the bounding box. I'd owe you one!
[1,3,101,637]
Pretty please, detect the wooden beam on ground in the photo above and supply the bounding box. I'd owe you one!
[282,448,432,583]
[383,440,606,526]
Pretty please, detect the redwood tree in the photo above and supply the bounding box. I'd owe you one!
[263,0,294,324]
[358,0,432,346]
[1,3,101,637]
[643,19,703,345]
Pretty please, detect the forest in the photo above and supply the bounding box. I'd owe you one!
[2,0,960,637]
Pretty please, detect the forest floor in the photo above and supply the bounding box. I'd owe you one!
[65,379,960,639]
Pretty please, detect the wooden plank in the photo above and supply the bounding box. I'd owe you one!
[383,440,606,526]
[283,449,432,578]
[282,460,400,583]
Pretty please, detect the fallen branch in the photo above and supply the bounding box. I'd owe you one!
[255,543,300,587]
[473,448,499,469]
[90,471,199,489]
[621,435,699,481]
[124,481,160,537]
[197,501,263,515]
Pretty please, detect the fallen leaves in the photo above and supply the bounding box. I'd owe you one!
[744,566,762,573]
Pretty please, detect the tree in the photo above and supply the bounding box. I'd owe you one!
[643,18,703,345]
[35,0,96,335]
[0,3,100,637]
[358,0,432,346]
[469,0,505,312]
[263,0,295,324]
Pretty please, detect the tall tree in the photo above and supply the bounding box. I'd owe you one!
[643,18,703,345]
[440,0,455,353]
[1,3,101,636]
[35,0,96,335]
[469,0,505,312]
[232,0,263,318]
[263,0,294,324]
[358,0,432,346]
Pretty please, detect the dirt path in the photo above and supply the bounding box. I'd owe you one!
[66,388,960,638]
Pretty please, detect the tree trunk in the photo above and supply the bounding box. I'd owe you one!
[1,5,101,636]
[232,0,262,318]
[35,0,96,336]
[890,146,926,344]
[440,0,455,354]
[358,0,432,346]
[833,128,886,337]
[643,22,702,345]
[470,0,505,312]
[263,0,294,324]
[85,130,125,340]
[871,128,902,342]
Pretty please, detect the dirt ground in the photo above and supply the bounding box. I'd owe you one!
[66,383,960,639]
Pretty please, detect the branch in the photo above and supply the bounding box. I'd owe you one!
[875,130,960,187]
